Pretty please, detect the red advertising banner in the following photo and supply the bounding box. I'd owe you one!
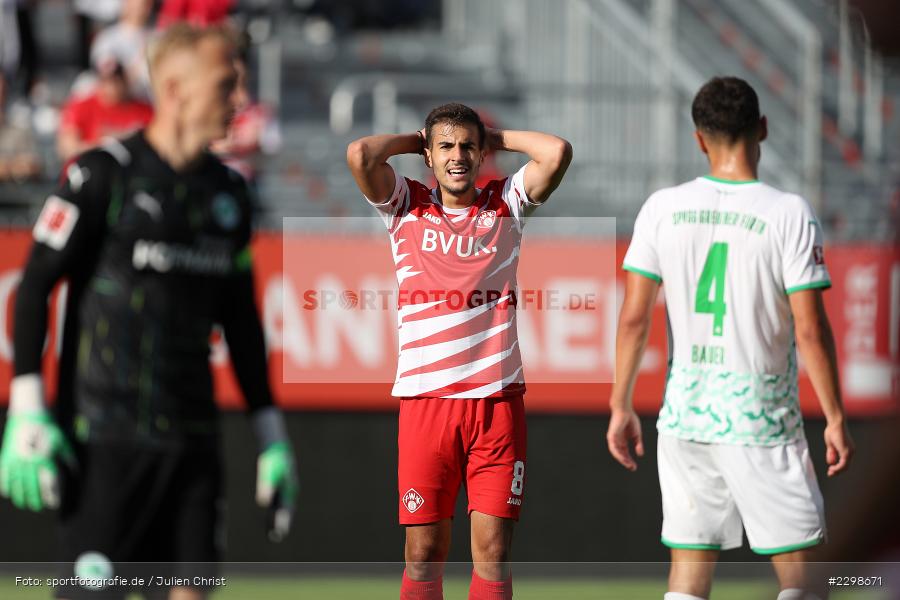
[0,229,897,415]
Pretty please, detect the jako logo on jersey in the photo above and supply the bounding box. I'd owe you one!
[813,245,825,265]
[421,229,496,256]
[33,196,80,251]
[423,212,442,225]
[506,497,522,506]
[402,488,425,513]
[476,210,496,229]
[212,193,240,231]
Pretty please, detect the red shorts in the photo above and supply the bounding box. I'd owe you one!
[397,395,527,525]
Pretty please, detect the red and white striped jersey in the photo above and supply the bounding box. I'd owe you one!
[367,165,537,398]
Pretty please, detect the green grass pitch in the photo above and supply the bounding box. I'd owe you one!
[0,575,889,599]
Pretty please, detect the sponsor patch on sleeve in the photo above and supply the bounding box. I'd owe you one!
[33,195,80,250]
[813,245,825,265]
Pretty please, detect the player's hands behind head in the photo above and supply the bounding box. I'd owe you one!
[417,128,427,155]
[0,402,75,511]
[484,127,503,152]
[607,408,644,472]
[256,441,299,542]
[823,419,854,477]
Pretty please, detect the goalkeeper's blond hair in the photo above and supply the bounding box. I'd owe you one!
[147,23,238,83]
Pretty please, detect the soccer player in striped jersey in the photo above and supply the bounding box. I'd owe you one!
[347,103,571,600]
[607,77,854,600]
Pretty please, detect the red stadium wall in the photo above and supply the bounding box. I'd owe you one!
[0,229,897,415]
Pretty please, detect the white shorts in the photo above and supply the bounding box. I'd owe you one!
[658,434,826,554]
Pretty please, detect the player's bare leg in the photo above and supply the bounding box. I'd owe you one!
[470,511,514,581]
[667,548,718,599]
[771,550,825,599]
[169,586,206,600]
[405,519,452,581]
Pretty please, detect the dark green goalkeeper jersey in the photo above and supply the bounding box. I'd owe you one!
[14,131,274,444]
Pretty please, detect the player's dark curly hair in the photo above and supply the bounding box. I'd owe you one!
[691,76,761,142]
[424,103,486,149]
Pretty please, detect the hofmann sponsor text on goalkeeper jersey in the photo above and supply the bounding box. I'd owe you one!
[623,176,831,445]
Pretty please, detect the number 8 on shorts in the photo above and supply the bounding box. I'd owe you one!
[510,461,525,496]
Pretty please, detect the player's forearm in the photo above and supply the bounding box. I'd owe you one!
[492,129,572,203]
[224,314,275,413]
[13,265,56,378]
[491,129,572,167]
[609,319,651,412]
[796,317,846,424]
[347,133,422,169]
[217,267,275,416]
[346,134,418,202]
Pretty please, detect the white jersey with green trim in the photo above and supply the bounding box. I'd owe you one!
[623,176,831,446]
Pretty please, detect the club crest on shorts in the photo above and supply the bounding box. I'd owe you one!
[402,488,424,513]
[476,210,496,230]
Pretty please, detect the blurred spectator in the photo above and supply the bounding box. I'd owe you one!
[157,0,233,29]
[57,60,152,161]
[0,0,39,96]
[0,0,20,80]
[74,0,123,69]
[91,0,154,100]
[210,57,281,185]
[16,0,38,94]
[298,0,438,32]
[0,74,40,182]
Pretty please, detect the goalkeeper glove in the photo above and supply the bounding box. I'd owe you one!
[253,407,298,542]
[0,375,75,511]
